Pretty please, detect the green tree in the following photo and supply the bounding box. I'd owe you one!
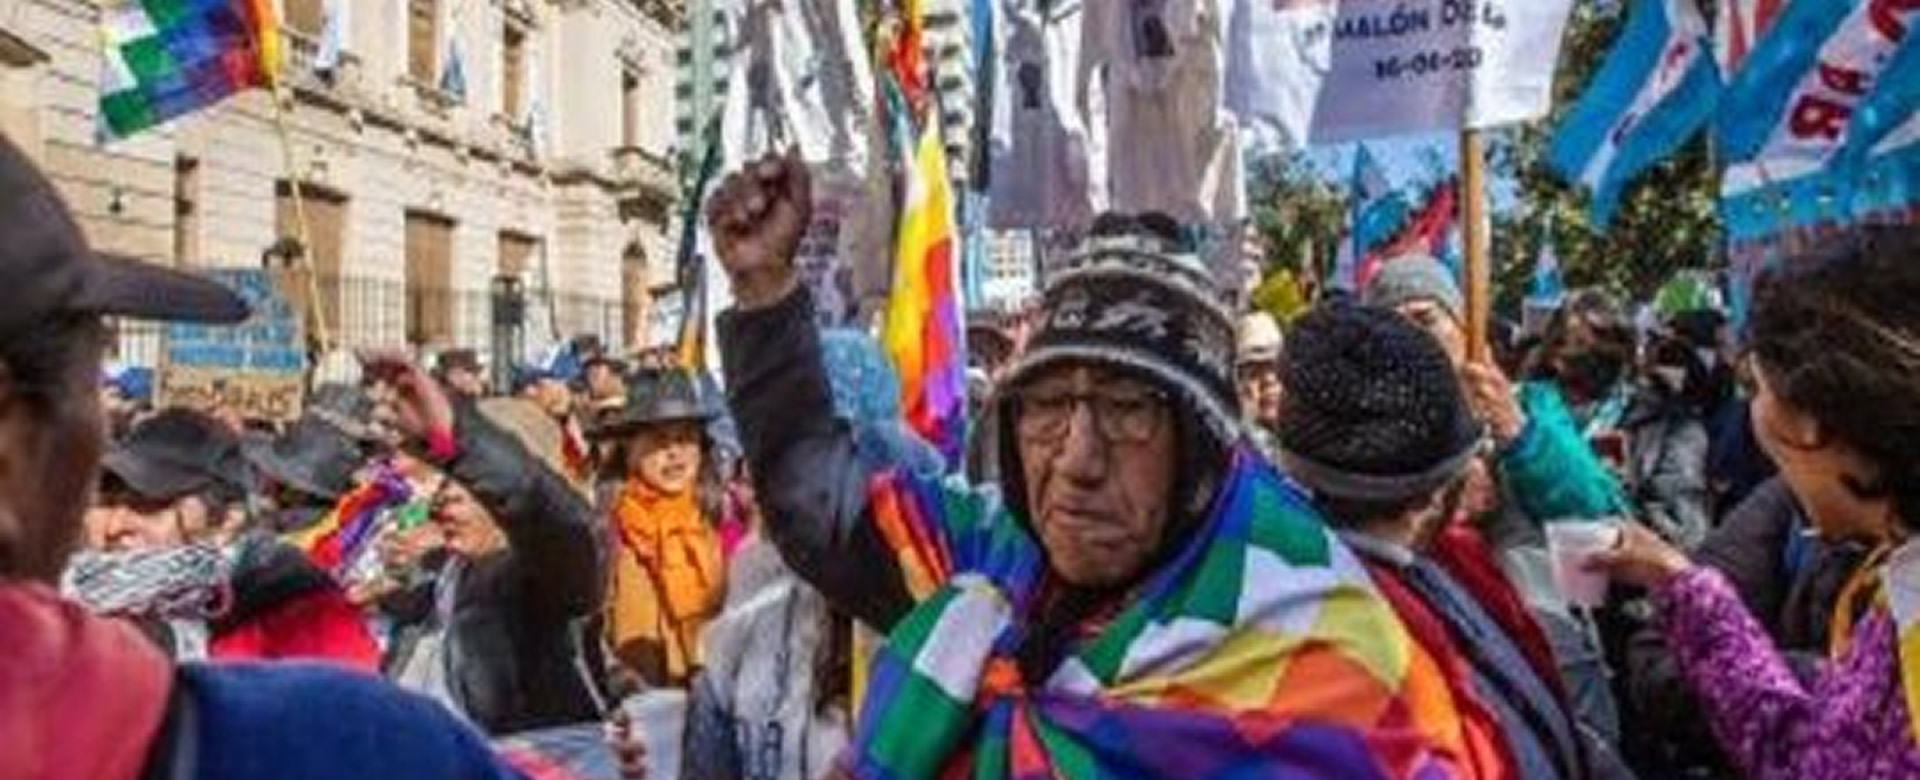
[1247,150,1347,281]
[1487,1,1722,311]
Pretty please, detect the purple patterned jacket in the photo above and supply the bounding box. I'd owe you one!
[1656,566,1920,779]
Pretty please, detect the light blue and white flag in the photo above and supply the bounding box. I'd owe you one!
[1548,0,1719,227]
[1717,0,1920,168]
[313,0,347,77]
[439,34,467,102]
[1835,34,1920,176]
[1717,0,1920,244]
[1530,224,1566,306]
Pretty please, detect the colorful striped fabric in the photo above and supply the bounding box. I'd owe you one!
[881,112,968,469]
[853,451,1478,779]
[99,0,281,139]
[290,474,409,578]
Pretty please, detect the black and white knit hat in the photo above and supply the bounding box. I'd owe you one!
[1277,303,1484,504]
[998,223,1241,445]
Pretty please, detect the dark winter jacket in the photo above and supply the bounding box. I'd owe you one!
[385,402,610,736]
[718,288,914,632]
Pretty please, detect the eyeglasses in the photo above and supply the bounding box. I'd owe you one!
[1013,385,1169,445]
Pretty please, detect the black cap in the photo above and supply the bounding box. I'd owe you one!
[0,135,249,341]
[102,408,248,502]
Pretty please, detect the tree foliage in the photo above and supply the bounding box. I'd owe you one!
[1487,1,1722,311]
[1247,151,1347,283]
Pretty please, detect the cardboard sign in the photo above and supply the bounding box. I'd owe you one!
[159,269,307,422]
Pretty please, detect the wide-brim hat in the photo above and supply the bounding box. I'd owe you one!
[590,366,715,440]
[242,415,365,502]
[102,408,248,502]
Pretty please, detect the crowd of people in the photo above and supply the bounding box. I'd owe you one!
[7,125,1920,780]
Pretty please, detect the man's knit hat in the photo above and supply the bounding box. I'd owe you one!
[1277,304,1483,504]
[998,217,1240,445]
[1363,255,1464,324]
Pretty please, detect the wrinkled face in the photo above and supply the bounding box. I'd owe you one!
[1014,365,1177,588]
[627,421,705,495]
[427,477,508,558]
[1396,299,1467,367]
[1752,366,1889,543]
[1237,360,1284,428]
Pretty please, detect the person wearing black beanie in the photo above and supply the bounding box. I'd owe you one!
[1280,303,1629,780]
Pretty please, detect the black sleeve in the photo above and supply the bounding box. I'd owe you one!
[444,402,605,620]
[718,287,914,632]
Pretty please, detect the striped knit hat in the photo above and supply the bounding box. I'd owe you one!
[997,220,1241,446]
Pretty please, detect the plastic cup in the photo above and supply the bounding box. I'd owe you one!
[1546,521,1622,607]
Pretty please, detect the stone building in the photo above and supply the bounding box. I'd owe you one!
[0,0,684,368]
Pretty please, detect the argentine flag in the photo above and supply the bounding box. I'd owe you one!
[1548,0,1720,227]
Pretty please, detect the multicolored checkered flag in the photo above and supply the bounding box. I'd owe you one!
[98,0,282,139]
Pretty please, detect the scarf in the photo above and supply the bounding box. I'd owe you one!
[852,451,1474,779]
[61,544,232,620]
[611,479,724,638]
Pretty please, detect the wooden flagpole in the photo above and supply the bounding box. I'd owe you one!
[267,84,334,355]
[1460,128,1491,362]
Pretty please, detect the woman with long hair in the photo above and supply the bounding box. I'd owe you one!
[1598,226,1920,777]
[596,367,728,688]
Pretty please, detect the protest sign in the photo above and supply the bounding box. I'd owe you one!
[160,269,307,422]
[1226,0,1577,143]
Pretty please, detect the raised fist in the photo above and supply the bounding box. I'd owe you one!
[705,149,812,309]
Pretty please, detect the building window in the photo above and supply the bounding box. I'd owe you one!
[174,158,199,266]
[404,210,455,346]
[408,0,438,83]
[283,0,326,38]
[276,181,348,329]
[621,68,641,148]
[498,230,538,278]
[501,24,526,118]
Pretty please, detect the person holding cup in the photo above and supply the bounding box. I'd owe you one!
[1593,227,1920,778]
[1275,303,1626,780]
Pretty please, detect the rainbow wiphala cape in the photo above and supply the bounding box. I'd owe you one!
[853,452,1473,779]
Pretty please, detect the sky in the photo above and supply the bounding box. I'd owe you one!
[1298,130,1524,213]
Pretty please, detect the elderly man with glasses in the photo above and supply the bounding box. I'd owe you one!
[705,153,1484,778]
